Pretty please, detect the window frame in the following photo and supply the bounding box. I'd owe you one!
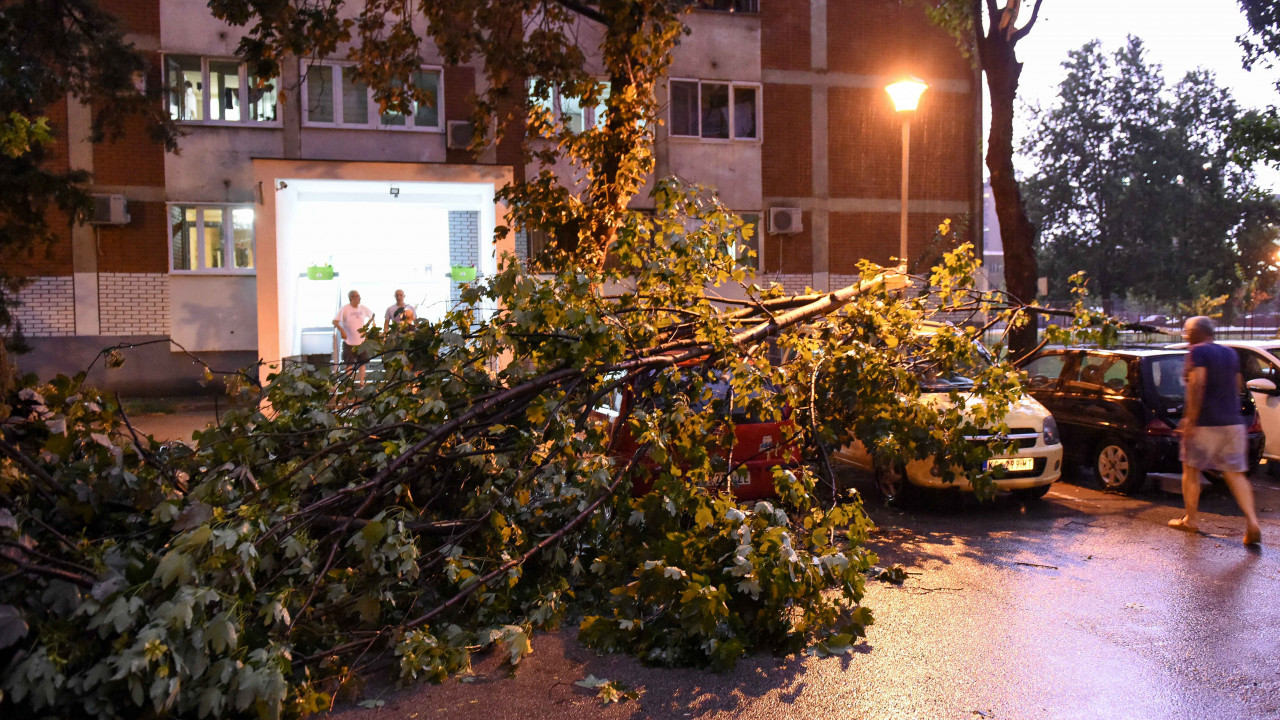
[301,62,445,132]
[167,202,257,276]
[162,54,281,127]
[667,78,762,142]
[528,79,610,133]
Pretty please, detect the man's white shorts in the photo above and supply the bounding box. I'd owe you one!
[1180,424,1248,473]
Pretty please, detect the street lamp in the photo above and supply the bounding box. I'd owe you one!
[885,78,929,270]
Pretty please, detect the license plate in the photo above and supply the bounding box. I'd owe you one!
[987,457,1035,472]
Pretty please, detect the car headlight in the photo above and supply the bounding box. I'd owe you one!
[1042,416,1060,446]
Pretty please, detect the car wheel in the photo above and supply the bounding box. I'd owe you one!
[1094,440,1146,494]
[874,461,920,506]
[1013,483,1052,502]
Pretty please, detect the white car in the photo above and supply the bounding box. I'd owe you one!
[832,339,1064,503]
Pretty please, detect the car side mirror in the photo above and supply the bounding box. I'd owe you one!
[1246,378,1279,396]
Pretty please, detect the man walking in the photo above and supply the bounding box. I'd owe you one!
[1169,316,1263,545]
[333,289,374,385]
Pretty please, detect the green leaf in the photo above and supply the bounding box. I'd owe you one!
[156,550,193,588]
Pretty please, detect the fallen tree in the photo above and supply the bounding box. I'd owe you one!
[0,181,1070,718]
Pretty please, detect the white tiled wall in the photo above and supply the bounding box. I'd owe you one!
[12,276,75,336]
[99,273,170,335]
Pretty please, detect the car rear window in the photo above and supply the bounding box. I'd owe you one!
[1148,355,1186,401]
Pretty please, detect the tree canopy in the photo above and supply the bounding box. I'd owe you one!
[1022,37,1280,309]
[1,179,1047,717]
[915,0,1046,357]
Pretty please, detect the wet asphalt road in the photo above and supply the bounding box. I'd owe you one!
[333,469,1280,720]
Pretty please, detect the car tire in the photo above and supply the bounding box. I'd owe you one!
[1013,483,1052,502]
[874,460,921,507]
[1094,440,1146,494]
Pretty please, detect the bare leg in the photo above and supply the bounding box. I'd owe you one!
[1174,464,1203,531]
[1220,470,1262,544]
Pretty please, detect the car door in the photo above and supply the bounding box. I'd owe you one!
[1021,351,1081,458]
[1237,347,1280,458]
[1053,352,1134,462]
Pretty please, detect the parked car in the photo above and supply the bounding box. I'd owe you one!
[598,365,799,500]
[1170,339,1280,472]
[1018,348,1263,493]
[832,334,1064,503]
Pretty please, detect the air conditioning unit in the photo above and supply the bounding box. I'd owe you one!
[446,120,475,150]
[89,194,130,225]
[768,207,802,235]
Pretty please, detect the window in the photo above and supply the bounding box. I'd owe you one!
[688,0,759,12]
[1239,350,1278,385]
[303,64,443,130]
[165,55,278,124]
[669,79,760,140]
[736,212,761,270]
[528,80,610,133]
[1022,354,1065,390]
[170,204,255,273]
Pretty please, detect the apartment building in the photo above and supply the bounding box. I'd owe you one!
[12,0,981,394]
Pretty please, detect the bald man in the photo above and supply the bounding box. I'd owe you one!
[1170,316,1262,545]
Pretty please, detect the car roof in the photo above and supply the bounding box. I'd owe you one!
[1032,346,1185,359]
[1179,339,1280,353]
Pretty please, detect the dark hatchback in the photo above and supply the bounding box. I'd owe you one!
[1017,348,1262,493]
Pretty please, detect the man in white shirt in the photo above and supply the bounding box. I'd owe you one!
[384,289,415,327]
[333,290,375,384]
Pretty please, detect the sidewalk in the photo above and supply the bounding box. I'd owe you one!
[122,397,225,443]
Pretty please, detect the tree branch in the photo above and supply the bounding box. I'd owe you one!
[1011,0,1045,42]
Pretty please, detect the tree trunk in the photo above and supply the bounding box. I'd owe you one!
[976,1,1041,358]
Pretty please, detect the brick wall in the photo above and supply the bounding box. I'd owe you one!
[12,277,75,337]
[444,65,477,165]
[97,0,160,36]
[826,0,972,80]
[760,273,813,295]
[760,1,810,71]
[7,221,74,276]
[93,102,166,187]
[828,210,956,273]
[96,201,170,273]
[448,210,480,303]
[44,98,71,173]
[514,228,529,261]
[99,273,169,335]
[762,83,813,198]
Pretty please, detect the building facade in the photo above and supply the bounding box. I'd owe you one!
[12,0,981,394]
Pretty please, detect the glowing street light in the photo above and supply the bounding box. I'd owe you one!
[885,78,929,269]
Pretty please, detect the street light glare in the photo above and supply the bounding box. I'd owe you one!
[885,78,929,112]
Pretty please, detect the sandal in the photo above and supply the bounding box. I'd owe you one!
[1168,516,1200,533]
[1244,526,1262,546]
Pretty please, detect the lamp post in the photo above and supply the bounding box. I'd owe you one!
[885,78,929,270]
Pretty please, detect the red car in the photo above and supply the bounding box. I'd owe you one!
[597,366,799,500]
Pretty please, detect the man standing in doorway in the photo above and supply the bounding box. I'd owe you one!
[1170,316,1263,545]
[333,290,374,385]
[384,289,415,327]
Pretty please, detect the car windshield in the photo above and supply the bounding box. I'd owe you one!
[914,342,994,391]
[1148,355,1186,401]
